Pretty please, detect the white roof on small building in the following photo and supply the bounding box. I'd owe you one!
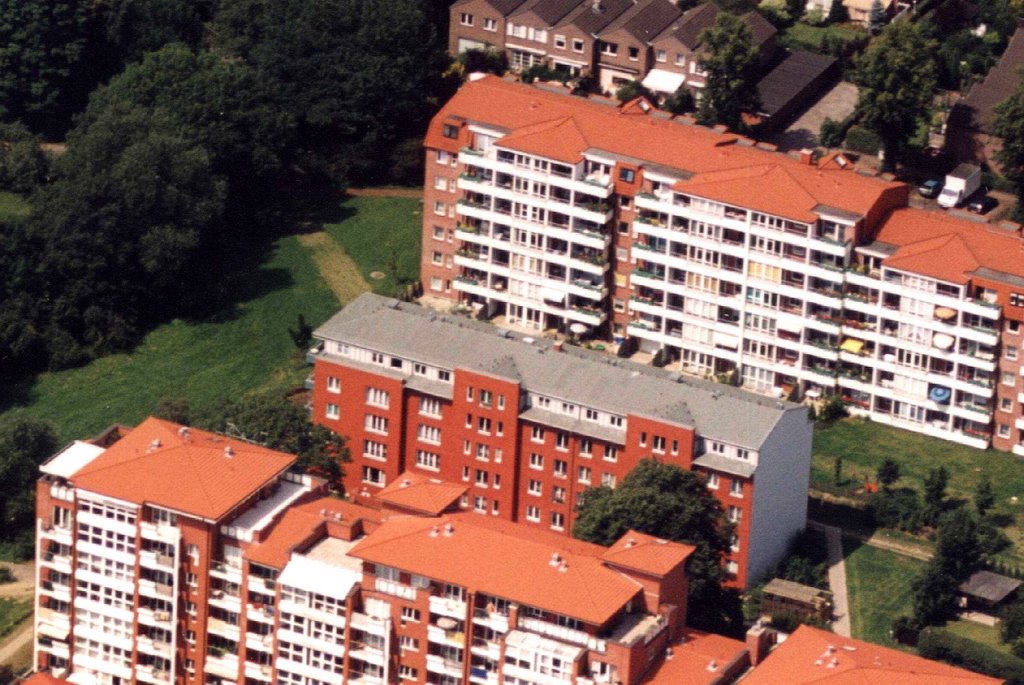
[40,441,106,479]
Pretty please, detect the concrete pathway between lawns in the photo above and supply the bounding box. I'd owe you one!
[810,521,851,637]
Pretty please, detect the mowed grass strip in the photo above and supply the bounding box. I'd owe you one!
[0,191,29,221]
[843,538,925,646]
[323,195,423,297]
[0,236,338,442]
[297,232,371,304]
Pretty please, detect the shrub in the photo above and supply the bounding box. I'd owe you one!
[0,566,13,584]
[845,125,884,155]
[652,347,668,368]
[521,64,571,85]
[458,48,506,75]
[918,628,1024,681]
[615,79,655,104]
[891,615,921,645]
[663,86,696,115]
[616,336,639,358]
[818,395,849,423]
[0,122,48,194]
[868,487,922,532]
[820,117,845,148]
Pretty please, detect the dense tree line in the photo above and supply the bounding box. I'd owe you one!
[0,0,454,377]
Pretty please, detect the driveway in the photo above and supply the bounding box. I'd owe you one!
[769,81,859,152]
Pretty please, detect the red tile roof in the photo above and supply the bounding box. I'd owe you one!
[644,630,748,685]
[19,675,72,685]
[428,76,901,223]
[601,530,694,577]
[743,625,1003,684]
[70,417,296,521]
[350,515,642,625]
[375,471,467,515]
[246,496,381,569]
[876,207,1024,285]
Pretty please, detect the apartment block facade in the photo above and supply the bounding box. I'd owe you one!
[308,293,812,589]
[447,0,777,95]
[33,418,701,685]
[421,74,1024,452]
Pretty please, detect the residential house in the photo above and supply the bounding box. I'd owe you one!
[505,0,583,71]
[594,0,682,93]
[449,0,529,55]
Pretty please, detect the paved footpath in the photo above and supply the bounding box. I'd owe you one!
[810,521,851,637]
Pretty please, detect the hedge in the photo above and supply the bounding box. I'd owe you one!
[844,125,883,155]
[918,627,1024,682]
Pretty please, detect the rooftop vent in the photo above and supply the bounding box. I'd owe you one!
[707,660,718,672]
[224,446,234,458]
[178,426,190,439]
[401,479,412,488]
[443,523,455,536]
[625,538,637,548]
[665,647,674,660]
[150,439,161,450]
[558,561,569,573]
[429,526,440,538]
[549,553,562,567]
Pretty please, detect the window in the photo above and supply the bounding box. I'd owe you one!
[730,480,743,497]
[435,150,449,165]
[327,376,340,393]
[671,440,679,455]
[1010,321,1021,334]
[738,448,750,460]
[400,666,419,680]
[475,470,489,487]
[619,168,635,183]
[480,390,493,407]
[531,426,545,443]
[601,473,617,487]
[366,387,389,408]
[628,46,639,60]
[416,450,440,471]
[526,506,540,522]
[498,395,505,410]
[478,417,492,434]
[572,38,585,52]
[551,512,565,530]
[600,41,618,56]
[325,403,339,420]
[442,124,458,139]
[402,607,421,622]
[362,466,385,486]
[400,636,419,652]
[553,459,567,478]
[639,431,647,447]
[467,387,474,401]
[726,561,739,576]
[580,438,592,455]
[1003,372,1016,386]
[999,424,1011,438]
[604,446,618,462]
[675,53,685,66]
[462,466,470,481]
[483,17,497,31]
[460,12,473,25]
[434,200,446,216]
[432,250,443,265]
[552,486,566,503]
[466,413,473,428]
[1008,346,1019,361]
[555,432,569,451]
[528,479,542,496]
[476,443,490,461]
[652,436,666,453]
[578,466,591,484]
[728,505,742,522]
[364,440,387,461]
[474,496,487,512]
[656,49,666,62]
[419,397,441,417]
[364,414,388,435]
[417,424,441,445]
[707,473,719,489]
[554,34,566,48]
[438,370,452,382]
[530,453,544,469]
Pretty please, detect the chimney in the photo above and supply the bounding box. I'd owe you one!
[746,623,774,667]
[799,148,814,165]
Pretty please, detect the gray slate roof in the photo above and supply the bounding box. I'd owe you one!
[756,50,836,118]
[453,0,531,15]
[510,0,584,26]
[959,570,1022,604]
[600,0,681,43]
[561,0,635,34]
[950,19,1024,133]
[315,294,804,449]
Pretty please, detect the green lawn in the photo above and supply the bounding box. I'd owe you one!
[781,22,867,51]
[0,598,32,640]
[0,194,424,444]
[323,195,423,298]
[945,619,1013,655]
[844,539,925,645]
[0,191,30,221]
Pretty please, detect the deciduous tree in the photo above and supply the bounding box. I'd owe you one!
[852,21,937,170]
[573,460,736,631]
[696,12,761,131]
[0,417,58,555]
[877,457,900,489]
[994,81,1024,214]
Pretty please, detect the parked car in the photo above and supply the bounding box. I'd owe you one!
[918,179,942,198]
[967,195,998,214]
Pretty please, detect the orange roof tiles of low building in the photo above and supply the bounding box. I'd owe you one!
[69,417,297,522]
[428,75,902,223]
[601,530,694,577]
[644,630,748,685]
[876,207,1024,286]
[350,515,642,625]
[19,675,72,685]
[743,625,1003,684]
[375,471,467,516]
[246,497,382,569]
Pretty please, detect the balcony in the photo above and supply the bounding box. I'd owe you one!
[473,607,510,633]
[246,602,275,624]
[139,578,173,598]
[136,635,172,658]
[375,577,417,600]
[38,522,73,546]
[137,606,173,628]
[139,549,175,571]
[518,616,593,649]
[205,652,240,679]
[349,641,387,667]
[426,654,464,679]
[135,665,171,684]
[430,595,468,619]
[428,624,466,648]
[244,661,274,682]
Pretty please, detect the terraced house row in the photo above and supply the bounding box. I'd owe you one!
[421,74,1024,452]
[447,0,777,94]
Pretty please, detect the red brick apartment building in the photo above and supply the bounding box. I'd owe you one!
[32,417,714,685]
[447,0,777,96]
[308,294,813,590]
[420,73,1024,453]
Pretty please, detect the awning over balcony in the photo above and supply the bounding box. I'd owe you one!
[713,331,739,349]
[541,287,566,303]
[642,69,686,95]
[840,338,864,354]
